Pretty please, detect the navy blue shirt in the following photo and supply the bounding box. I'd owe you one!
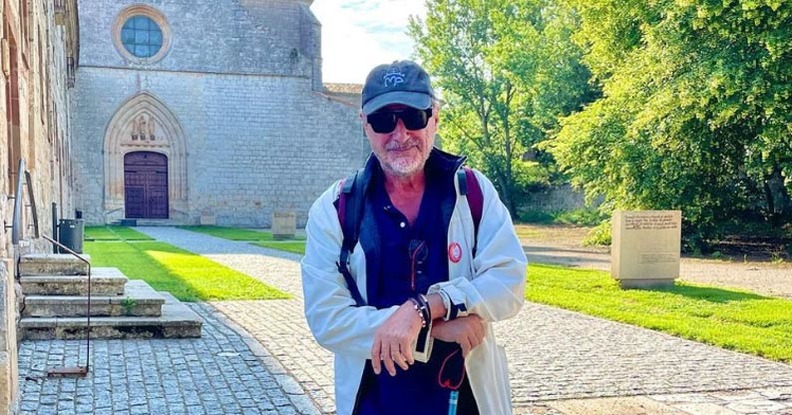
[355,157,479,415]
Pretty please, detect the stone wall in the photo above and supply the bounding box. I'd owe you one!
[1,0,78,412]
[78,0,320,81]
[72,0,370,227]
[522,184,590,213]
[72,68,369,226]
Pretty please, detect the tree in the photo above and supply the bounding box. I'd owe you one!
[550,0,792,245]
[408,0,592,215]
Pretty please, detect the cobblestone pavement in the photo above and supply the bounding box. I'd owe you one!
[137,227,336,414]
[136,226,792,414]
[17,303,320,415]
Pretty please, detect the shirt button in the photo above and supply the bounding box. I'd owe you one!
[399,222,406,228]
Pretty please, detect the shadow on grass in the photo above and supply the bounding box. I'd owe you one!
[86,240,289,302]
[178,225,306,241]
[640,283,768,303]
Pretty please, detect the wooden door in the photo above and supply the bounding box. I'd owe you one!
[124,152,168,218]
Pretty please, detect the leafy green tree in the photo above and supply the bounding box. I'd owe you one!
[551,0,792,245]
[408,0,592,215]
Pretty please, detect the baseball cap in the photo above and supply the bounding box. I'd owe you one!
[361,60,435,115]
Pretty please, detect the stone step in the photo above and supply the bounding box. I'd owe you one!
[19,253,91,276]
[20,292,202,340]
[132,219,180,227]
[20,267,127,296]
[23,280,165,318]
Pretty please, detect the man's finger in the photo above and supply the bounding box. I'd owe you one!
[382,344,397,376]
[371,339,382,375]
[393,350,409,371]
[470,333,481,350]
[459,339,472,358]
[402,343,414,366]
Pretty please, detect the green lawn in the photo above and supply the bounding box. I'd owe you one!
[85,241,290,302]
[85,226,153,241]
[528,263,792,363]
[252,241,306,255]
[178,225,305,241]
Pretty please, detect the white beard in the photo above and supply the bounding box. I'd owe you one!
[378,142,428,177]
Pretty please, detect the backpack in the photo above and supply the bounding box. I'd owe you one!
[335,167,483,306]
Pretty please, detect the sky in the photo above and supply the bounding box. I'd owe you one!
[311,0,427,84]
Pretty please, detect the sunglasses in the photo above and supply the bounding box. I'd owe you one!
[367,108,433,134]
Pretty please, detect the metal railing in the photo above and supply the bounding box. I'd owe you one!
[6,159,41,281]
[5,158,90,377]
[42,234,91,377]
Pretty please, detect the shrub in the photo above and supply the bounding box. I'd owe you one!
[584,221,611,246]
[554,209,609,227]
[518,210,556,224]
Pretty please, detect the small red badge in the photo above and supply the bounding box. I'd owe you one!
[448,242,462,263]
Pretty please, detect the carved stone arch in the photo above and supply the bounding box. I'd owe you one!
[103,92,188,222]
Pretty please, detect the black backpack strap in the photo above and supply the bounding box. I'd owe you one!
[336,170,366,306]
[457,167,484,256]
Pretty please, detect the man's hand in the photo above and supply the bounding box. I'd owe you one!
[371,301,423,376]
[431,315,485,357]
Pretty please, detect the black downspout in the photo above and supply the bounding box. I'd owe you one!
[52,202,59,253]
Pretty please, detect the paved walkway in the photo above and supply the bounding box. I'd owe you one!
[18,303,319,415]
[134,227,792,414]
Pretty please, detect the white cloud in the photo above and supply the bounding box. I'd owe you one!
[311,0,427,84]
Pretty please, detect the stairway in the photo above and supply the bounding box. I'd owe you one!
[18,254,202,340]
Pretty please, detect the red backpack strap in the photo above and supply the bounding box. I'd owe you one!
[463,167,483,237]
[457,167,483,255]
[335,171,366,306]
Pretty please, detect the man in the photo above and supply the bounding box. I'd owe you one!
[301,60,527,415]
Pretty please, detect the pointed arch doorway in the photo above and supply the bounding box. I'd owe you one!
[103,92,188,223]
[124,152,169,219]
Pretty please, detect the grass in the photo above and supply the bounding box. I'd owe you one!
[252,241,306,255]
[527,263,792,363]
[178,226,305,241]
[85,240,290,302]
[85,226,154,241]
[181,225,307,254]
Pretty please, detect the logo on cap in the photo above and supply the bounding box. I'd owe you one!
[382,68,406,88]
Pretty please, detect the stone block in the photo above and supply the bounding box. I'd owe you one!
[0,259,17,414]
[611,210,682,288]
[272,211,296,240]
[23,280,165,317]
[200,215,216,225]
[19,267,127,296]
[0,352,12,415]
[19,254,91,276]
[19,291,202,340]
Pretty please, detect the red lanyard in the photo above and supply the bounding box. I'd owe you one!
[438,349,465,415]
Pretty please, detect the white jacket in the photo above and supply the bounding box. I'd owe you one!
[301,166,527,415]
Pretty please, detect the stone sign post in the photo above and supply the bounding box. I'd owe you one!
[271,211,296,240]
[611,210,682,288]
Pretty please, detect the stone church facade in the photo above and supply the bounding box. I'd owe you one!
[72,0,369,227]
